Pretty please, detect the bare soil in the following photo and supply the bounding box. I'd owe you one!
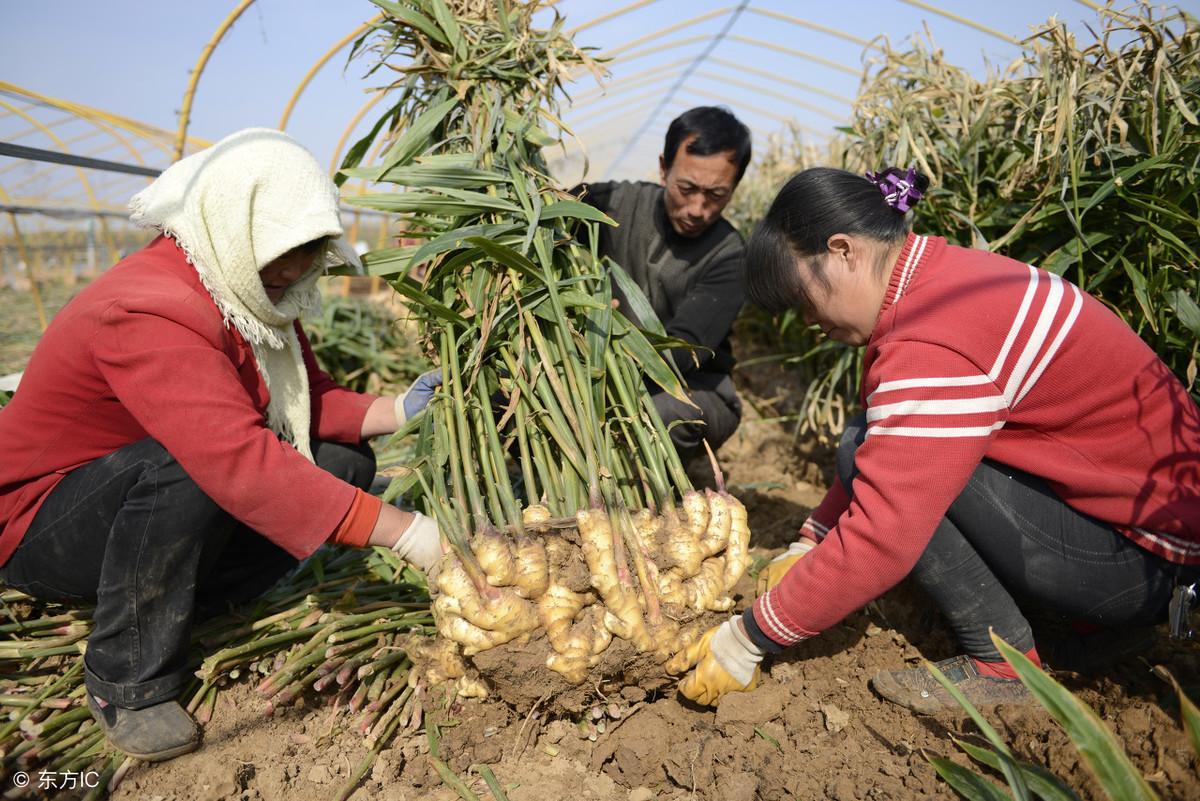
[110,366,1200,801]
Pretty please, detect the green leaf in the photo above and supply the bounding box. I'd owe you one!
[361,245,420,277]
[1168,290,1200,338]
[954,739,1081,801]
[926,660,1031,800]
[388,276,469,327]
[426,0,464,58]
[927,756,1014,801]
[370,0,449,44]
[606,257,666,337]
[612,313,691,407]
[379,94,458,171]
[342,162,508,190]
[539,200,616,226]
[409,223,524,271]
[345,190,521,216]
[1152,666,1200,758]
[1079,154,1176,218]
[383,466,423,504]
[992,632,1160,801]
[464,236,543,283]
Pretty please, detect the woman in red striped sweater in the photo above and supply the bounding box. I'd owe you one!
[669,166,1200,711]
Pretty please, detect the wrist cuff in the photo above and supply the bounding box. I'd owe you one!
[742,607,786,654]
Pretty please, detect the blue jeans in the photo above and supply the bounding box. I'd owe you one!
[837,415,1197,662]
[0,437,375,708]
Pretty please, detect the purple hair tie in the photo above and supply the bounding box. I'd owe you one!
[865,167,923,213]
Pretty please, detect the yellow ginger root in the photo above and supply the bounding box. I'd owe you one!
[472,527,516,587]
[455,675,489,699]
[655,568,687,607]
[721,493,751,592]
[434,594,516,655]
[437,558,539,635]
[682,557,735,612]
[699,490,732,558]
[522,504,552,528]
[404,634,469,685]
[631,508,662,554]
[682,490,710,542]
[660,508,705,578]
[538,583,590,653]
[512,535,549,599]
[546,606,609,684]
[578,509,654,651]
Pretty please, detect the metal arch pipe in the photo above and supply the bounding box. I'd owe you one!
[601,7,736,60]
[708,57,853,105]
[727,35,861,76]
[567,0,667,35]
[174,0,257,162]
[278,14,385,131]
[676,86,831,138]
[0,100,121,266]
[691,70,845,122]
[0,82,195,159]
[570,57,694,104]
[895,0,1019,44]
[744,7,875,49]
[606,34,711,66]
[328,90,390,176]
[566,84,683,128]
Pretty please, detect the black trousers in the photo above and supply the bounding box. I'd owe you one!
[651,370,742,460]
[0,437,375,709]
[838,415,1198,662]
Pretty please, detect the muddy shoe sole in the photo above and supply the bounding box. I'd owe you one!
[871,655,1034,714]
[87,696,201,762]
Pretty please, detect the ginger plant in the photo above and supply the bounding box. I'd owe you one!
[341,0,752,695]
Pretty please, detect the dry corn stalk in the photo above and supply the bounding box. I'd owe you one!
[343,0,755,702]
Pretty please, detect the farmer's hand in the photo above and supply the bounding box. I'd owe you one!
[667,617,762,706]
[390,511,442,571]
[394,369,443,426]
[756,538,816,597]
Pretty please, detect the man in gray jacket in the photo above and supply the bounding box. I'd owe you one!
[576,106,750,460]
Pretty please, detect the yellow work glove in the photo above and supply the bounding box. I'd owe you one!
[756,539,816,597]
[666,617,763,706]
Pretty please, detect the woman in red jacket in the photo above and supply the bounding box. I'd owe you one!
[0,129,442,760]
[670,166,1200,710]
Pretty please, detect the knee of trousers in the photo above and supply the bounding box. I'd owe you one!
[651,393,704,450]
[315,440,378,490]
[120,439,226,518]
[836,413,868,490]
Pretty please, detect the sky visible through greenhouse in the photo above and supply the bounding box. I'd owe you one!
[3,0,1197,188]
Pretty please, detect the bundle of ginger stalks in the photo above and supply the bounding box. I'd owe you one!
[341,0,754,702]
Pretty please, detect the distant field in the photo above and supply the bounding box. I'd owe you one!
[0,283,84,375]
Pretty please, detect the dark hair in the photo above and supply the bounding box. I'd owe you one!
[745,166,929,313]
[663,106,752,182]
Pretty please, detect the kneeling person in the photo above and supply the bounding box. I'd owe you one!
[576,106,751,460]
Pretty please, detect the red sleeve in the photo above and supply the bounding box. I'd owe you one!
[799,479,850,541]
[296,323,379,444]
[93,302,360,559]
[753,341,1009,645]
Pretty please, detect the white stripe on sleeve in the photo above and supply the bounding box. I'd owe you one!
[867,395,1008,424]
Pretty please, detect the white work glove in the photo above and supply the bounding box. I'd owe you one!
[390,511,442,571]
[394,369,443,427]
[668,617,764,706]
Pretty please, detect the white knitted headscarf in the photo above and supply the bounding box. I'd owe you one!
[129,128,362,461]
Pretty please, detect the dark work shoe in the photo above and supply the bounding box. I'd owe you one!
[871,655,1033,714]
[87,695,201,761]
